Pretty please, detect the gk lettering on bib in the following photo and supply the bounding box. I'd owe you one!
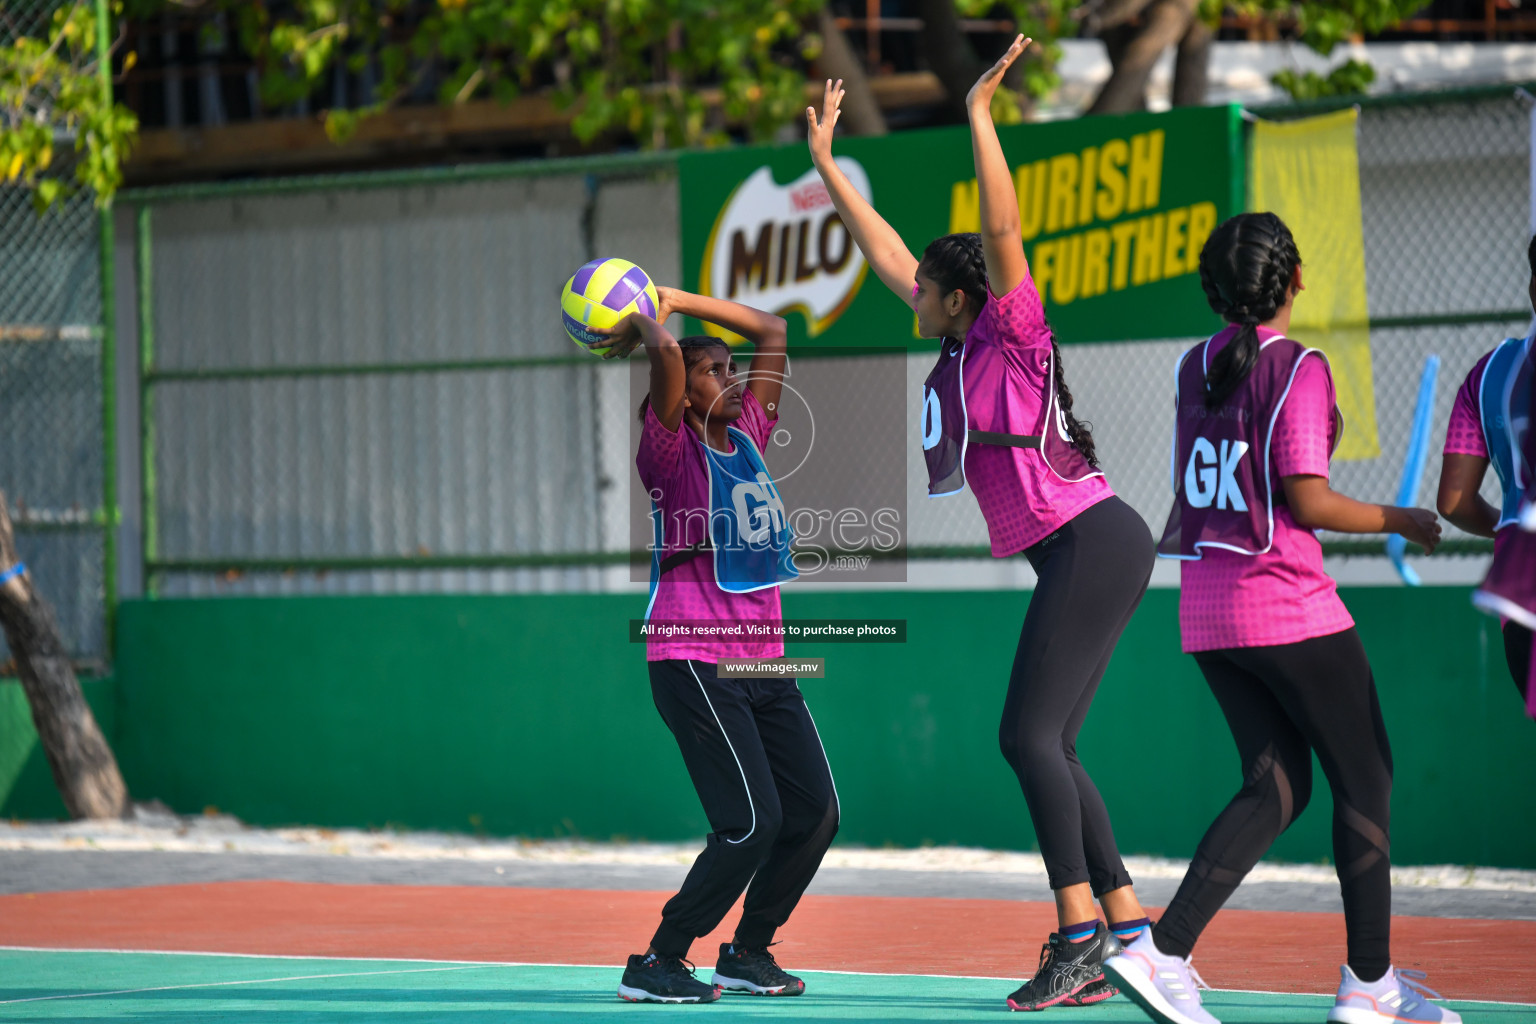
[1184,437,1251,511]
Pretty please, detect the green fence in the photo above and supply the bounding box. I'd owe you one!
[0,0,117,668]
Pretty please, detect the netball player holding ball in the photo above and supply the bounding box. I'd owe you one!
[809,36,1156,1010]
[591,287,838,1004]
[1101,212,1457,1024]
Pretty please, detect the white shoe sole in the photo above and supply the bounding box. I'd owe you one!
[1328,1009,1393,1024]
[1102,956,1220,1024]
[1328,1005,1461,1024]
[711,972,793,995]
[616,983,715,1003]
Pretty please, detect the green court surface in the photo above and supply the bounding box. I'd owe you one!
[0,951,1527,1023]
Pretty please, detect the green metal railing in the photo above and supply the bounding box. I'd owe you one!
[135,204,155,594]
[96,0,118,648]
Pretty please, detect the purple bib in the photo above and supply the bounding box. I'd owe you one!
[922,337,1097,498]
[1159,335,1330,559]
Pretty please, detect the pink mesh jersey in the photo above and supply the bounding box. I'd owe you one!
[941,270,1112,556]
[1177,326,1354,653]
[1444,351,1494,458]
[636,389,786,663]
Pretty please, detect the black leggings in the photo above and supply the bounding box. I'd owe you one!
[1001,495,1155,894]
[1154,628,1394,980]
[647,659,839,959]
[1504,621,1533,711]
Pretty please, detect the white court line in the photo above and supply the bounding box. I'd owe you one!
[0,945,518,966]
[0,964,488,1005]
[0,947,1529,1009]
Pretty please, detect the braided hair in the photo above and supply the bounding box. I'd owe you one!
[918,232,1099,468]
[637,335,731,421]
[1197,212,1302,410]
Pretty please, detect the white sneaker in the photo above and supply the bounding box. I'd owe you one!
[1101,931,1220,1024]
[1327,965,1462,1024]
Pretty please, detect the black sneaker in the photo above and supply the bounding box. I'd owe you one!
[711,942,806,996]
[1006,922,1122,1011]
[1060,973,1118,1007]
[617,953,721,1003]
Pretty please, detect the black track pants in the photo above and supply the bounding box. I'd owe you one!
[1154,628,1394,980]
[1001,495,1155,894]
[647,659,839,959]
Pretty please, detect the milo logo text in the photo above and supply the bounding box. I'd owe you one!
[700,161,871,338]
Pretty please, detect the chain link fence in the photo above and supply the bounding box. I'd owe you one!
[3,0,59,41]
[0,1,111,665]
[127,86,1525,596]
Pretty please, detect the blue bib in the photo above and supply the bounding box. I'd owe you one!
[645,426,797,619]
[1479,334,1534,529]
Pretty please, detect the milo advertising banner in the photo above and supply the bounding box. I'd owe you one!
[678,104,1244,346]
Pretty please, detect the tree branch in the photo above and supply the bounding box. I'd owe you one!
[1087,0,1198,115]
[1076,0,1158,34]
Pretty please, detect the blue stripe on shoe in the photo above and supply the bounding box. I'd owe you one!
[1111,917,1152,940]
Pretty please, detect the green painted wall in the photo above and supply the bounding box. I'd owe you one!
[97,586,1534,867]
[0,677,117,819]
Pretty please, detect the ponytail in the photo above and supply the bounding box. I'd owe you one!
[1049,336,1098,468]
[920,232,1099,468]
[1202,321,1262,411]
[1197,212,1301,409]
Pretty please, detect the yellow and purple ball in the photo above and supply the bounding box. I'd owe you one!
[559,258,660,352]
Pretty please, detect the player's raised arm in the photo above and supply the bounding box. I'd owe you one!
[596,310,686,429]
[966,35,1031,298]
[806,79,921,305]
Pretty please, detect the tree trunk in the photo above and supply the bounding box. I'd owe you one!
[1078,0,1155,38]
[816,8,888,136]
[1172,15,1213,107]
[1096,23,1149,113]
[913,0,989,122]
[0,491,128,819]
[1087,0,1199,115]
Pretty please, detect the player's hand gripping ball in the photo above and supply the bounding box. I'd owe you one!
[560,258,660,352]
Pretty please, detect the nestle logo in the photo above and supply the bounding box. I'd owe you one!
[789,183,831,212]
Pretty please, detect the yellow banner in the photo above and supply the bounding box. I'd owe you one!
[1250,109,1380,460]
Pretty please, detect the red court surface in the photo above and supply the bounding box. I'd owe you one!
[2,881,1530,1003]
